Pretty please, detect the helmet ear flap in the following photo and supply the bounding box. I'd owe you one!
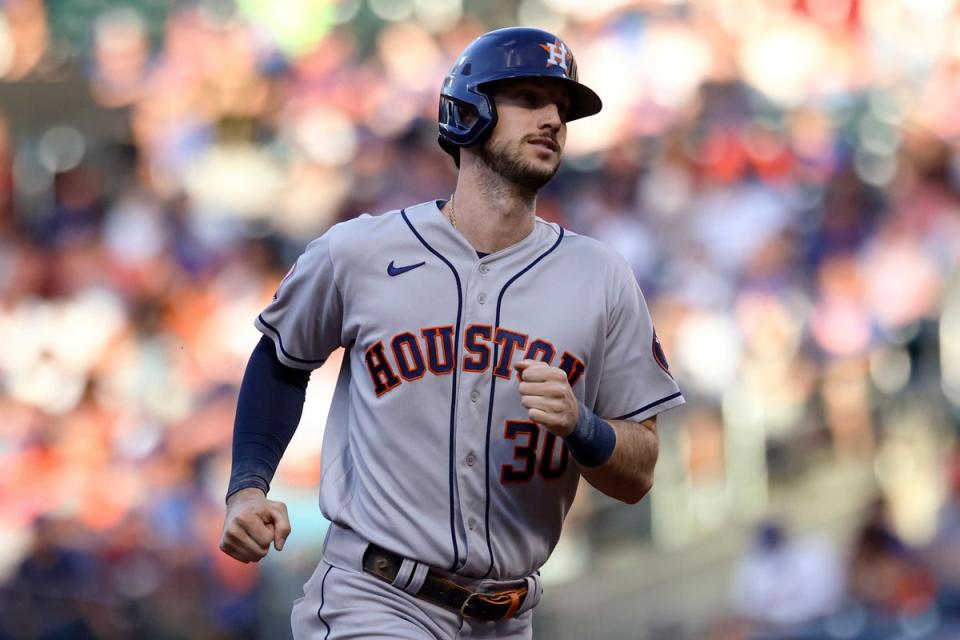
[437,92,496,166]
[438,97,471,168]
[439,96,483,139]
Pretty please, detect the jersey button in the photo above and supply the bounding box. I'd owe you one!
[479,264,489,274]
[466,453,476,466]
[470,391,480,402]
[478,293,487,304]
[468,518,477,530]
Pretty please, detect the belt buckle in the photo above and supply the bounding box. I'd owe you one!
[459,589,523,622]
[459,592,485,621]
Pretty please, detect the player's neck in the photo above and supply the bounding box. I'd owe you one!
[446,171,537,254]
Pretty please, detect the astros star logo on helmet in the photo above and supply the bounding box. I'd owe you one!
[539,40,569,74]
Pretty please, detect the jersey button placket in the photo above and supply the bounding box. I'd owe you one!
[455,262,497,574]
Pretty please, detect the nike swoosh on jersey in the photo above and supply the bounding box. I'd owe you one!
[387,260,426,276]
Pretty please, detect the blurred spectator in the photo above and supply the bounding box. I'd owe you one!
[925,447,960,619]
[1,516,101,639]
[1,0,960,637]
[729,519,843,631]
[847,499,937,616]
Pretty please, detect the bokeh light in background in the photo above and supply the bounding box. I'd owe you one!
[3,0,960,638]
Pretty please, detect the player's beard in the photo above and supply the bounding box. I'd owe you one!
[478,134,560,192]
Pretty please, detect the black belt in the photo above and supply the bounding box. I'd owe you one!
[361,544,528,622]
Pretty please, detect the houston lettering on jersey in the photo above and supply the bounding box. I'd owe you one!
[365,324,585,397]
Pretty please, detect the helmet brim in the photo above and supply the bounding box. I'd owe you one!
[476,75,603,122]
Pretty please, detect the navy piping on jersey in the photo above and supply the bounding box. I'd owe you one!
[400,207,465,572]
[257,314,328,365]
[482,226,565,579]
[613,391,683,421]
[316,564,334,639]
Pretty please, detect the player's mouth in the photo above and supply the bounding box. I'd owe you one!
[527,137,559,153]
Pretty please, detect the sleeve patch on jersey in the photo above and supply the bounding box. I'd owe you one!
[652,330,672,377]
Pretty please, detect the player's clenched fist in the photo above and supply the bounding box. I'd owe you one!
[513,359,579,438]
[220,487,291,563]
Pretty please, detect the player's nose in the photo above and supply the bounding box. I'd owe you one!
[536,102,564,132]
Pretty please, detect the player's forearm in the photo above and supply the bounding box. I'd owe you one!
[226,335,311,502]
[578,418,658,504]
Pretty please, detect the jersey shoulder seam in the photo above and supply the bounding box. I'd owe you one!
[324,208,404,285]
[323,222,347,304]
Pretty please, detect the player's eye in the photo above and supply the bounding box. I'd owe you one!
[517,90,535,103]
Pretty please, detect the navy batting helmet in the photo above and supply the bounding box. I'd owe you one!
[437,27,602,164]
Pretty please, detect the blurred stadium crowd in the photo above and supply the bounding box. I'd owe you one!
[2,0,960,638]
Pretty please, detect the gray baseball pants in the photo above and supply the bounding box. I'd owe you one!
[291,524,541,639]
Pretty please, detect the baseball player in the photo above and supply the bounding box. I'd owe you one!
[220,27,684,639]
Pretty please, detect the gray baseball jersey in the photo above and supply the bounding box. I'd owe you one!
[255,199,684,580]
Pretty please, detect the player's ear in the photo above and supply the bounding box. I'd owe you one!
[457,103,478,127]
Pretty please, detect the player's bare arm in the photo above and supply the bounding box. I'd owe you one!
[514,359,658,504]
[220,487,291,563]
[580,417,658,504]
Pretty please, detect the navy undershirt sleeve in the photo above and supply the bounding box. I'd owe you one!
[225,335,311,502]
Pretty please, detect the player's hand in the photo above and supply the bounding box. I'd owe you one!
[514,359,579,438]
[220,487,291,563]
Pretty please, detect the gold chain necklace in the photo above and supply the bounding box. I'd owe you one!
[447,193,457,229]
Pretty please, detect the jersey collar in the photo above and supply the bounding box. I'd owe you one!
[403,199,560,266]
